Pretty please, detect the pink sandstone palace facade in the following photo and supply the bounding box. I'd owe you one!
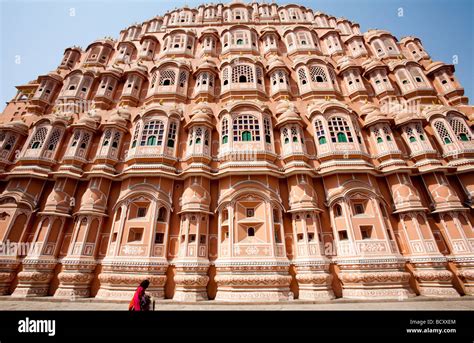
[0,1,473,302]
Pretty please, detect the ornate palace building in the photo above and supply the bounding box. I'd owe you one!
[0,1,473,302]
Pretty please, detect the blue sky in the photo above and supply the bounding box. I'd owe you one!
[0,0,472,106]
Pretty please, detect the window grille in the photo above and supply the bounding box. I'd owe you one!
[140,120,164,146]
[233,115,260,142]
[328,117,353,143]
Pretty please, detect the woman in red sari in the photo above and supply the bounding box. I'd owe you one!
[129,279,151,311]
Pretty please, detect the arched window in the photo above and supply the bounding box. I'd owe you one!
[222,118,229,144]
[337,132,347,142]
[233,115,260,142]
[140,120,164,146]
[434,121,453,145]
[314,119,326,145]
[334,204,342,217]
[328,117,353,143]
[29,127,48,150]
[167,122,177,148]
[157,207,166,222]
[449,117,471,142]
[131,122,141,148]
[247,227,255,237]
[264,117,272,143]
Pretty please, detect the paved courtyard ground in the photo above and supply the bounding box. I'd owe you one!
[0,296,473,310]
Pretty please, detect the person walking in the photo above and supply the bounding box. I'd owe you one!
[129,279,151,311]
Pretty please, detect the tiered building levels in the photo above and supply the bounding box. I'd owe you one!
[0,1,473,301]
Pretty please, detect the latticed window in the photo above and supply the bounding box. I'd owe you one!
[328,117,353,143]
[195,127,202,144]
[382,126,393,141]
[328,68,339,89]
[150,71,158,88]
[298,68,308,85]
[4,135,16,151]
[46,128,62,151]
[198,72,213,87]
[415,123,426,141]
[222,118,229,144]
[159,69,176,86]
[71,130,81,147]
[371,127,382,143]
[222,67,229,86]
[271,70,288,86]
[256,66,263,85]
[232,65,254,83]
[410,68,426,85]
[310,66,328,83]
[434,121,453,144]
[291,126,302,143]
[140,120,164,146]
[167,122,177,148]
[297,32,309,45]
[204,129,210,146]
[131,122,141,148]
[178,71,187,87]
[264,117,272,143]
[314,119,327,144]
[233,31,248,45]
[172,35,184,49]
[80,132,91,149]
[112,131,121,148]
[404,126,416,142]
[282,127,289,144]
[102,129,112,146]
[449,117,471,141]
[233,115,260,142]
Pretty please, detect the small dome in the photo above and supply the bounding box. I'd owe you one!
[360,103,386,125]
[105,63,124,77]
[180,181,211,212]
[80,187,107,212]
[2,120,29,134]
[108,107,131,126]
[336,56,358,73]
[44,188,71,213]
[196,58,217,71]
[362,58,386,75]
[276,101,302,126]
[267,56,286,71]
[189,103,213,125]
